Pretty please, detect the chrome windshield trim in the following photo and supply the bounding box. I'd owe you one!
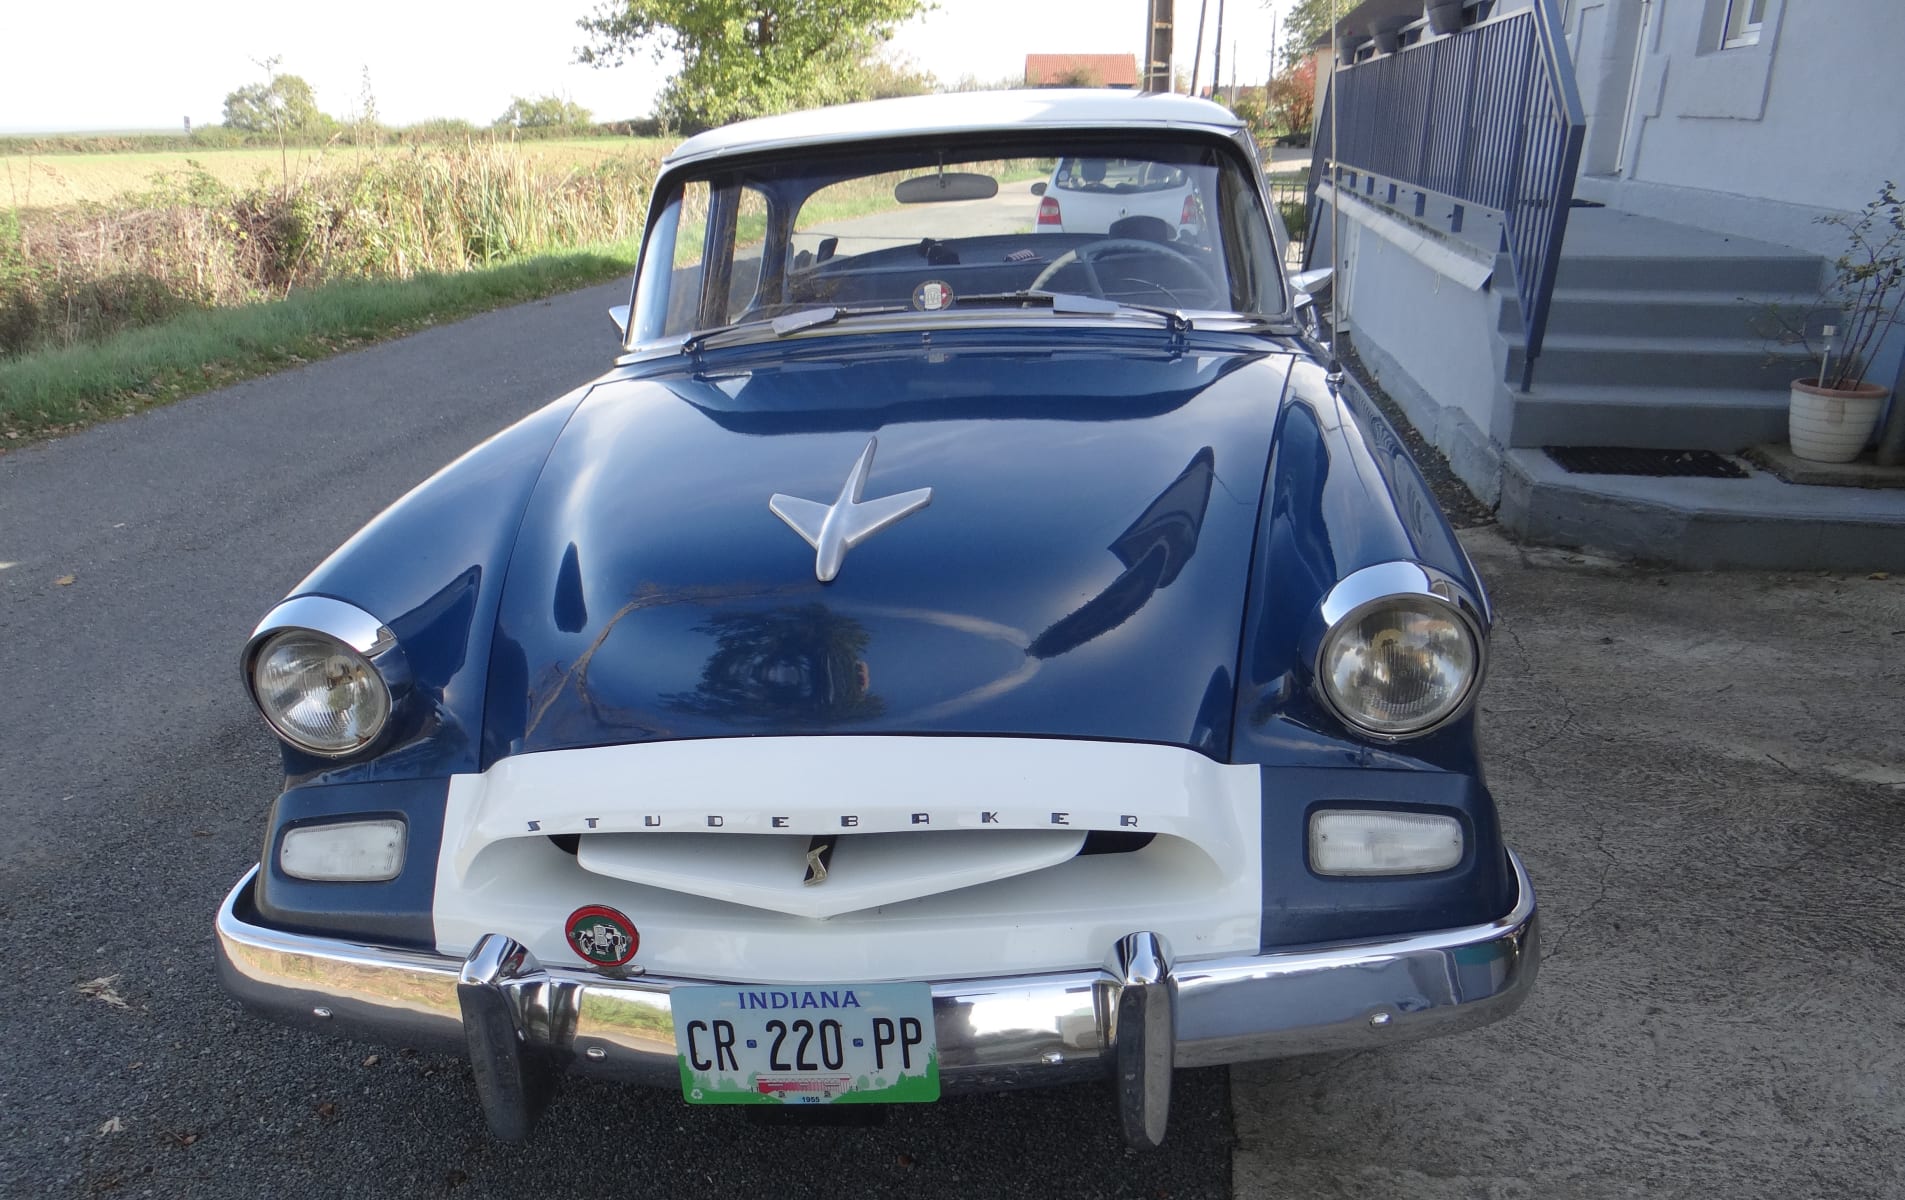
[625,308,1278,360]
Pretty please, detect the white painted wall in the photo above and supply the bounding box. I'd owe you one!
[1327,204,1508,501]
[1566,0,1905,254]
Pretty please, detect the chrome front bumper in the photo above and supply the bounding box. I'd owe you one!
[216,852,1536,1147]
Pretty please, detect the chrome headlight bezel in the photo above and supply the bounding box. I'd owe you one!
[241,596,410,758]
[1309,562,1488,741]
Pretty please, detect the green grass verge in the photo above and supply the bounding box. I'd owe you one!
[0,239,637,446]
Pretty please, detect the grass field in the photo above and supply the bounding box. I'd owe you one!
[0,241,637,440]
[1,137,673,210]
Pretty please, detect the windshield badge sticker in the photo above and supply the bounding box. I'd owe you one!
[912,280,955,311]
[768,436,932,582]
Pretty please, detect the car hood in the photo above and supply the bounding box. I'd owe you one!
[482,334,1294,763]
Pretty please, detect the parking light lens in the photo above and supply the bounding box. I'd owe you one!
[1310,809,1463,876]
[251,628,391,755]
[280,819,407,881]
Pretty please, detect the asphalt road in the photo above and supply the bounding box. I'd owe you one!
[0,283,1233,1199]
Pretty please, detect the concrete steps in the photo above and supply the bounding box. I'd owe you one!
[1482,218,1904,567]
[1498,448,1905,570]
[1500,221,1826,456]
[1548,252,1821,293]
[1500,289,1813,340]
[1501,384,1791,451]
[1506,333,1815,391]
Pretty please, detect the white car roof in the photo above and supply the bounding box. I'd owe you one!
[664,90,1246,168]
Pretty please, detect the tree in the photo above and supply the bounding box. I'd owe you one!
[495,95,595,130]
[1267,55,1316,134]
[1048,65,1102,88]
[1229,89,1270,140]
[1273,0,1335,70]
[222,72,326,134]
[575,0,931,130]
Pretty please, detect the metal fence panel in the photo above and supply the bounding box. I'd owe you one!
[1309,0,1585,388]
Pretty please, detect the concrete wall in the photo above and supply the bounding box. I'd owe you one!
[1327,198,1507,501]
[1564,0,1905,253]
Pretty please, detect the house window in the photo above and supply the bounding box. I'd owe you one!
[1721,0,1766,47]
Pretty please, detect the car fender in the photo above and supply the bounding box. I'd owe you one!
[270,384,595,784]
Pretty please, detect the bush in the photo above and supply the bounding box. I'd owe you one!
[1278,200,1309,238]
[0,142,666,358]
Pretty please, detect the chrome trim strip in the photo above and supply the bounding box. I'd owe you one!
[240,595,412,759]
[246,595,396,661]
[216,854,1537,1105]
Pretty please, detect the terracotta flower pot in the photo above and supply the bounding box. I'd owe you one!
[1789,378,1888,463]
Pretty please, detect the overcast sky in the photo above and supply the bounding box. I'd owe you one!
[2,0,1294,134]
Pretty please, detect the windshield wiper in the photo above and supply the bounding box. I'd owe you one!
[953,291,1194,332]
[681,305,912,354]
[679,292,1194,356]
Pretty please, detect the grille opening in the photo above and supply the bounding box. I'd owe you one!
[1078,830,1156,855]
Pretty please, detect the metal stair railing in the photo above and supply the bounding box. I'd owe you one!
[1305,0,1585,390]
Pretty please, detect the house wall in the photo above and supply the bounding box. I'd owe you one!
[1565,0,1905,254]
[1328,202,1507,503]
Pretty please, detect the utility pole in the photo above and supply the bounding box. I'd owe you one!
[1190,0,1209,95]
[1144,0,1174,94]
[1211,0,1226,103]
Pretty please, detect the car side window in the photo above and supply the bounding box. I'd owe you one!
[724,187,771,323]
[632,180,711,343]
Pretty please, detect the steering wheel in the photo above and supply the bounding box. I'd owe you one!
[1029,237,1214,305]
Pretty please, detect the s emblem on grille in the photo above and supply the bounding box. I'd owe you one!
[802,836,835,886]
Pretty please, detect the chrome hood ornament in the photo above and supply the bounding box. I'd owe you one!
[769,436,932,582]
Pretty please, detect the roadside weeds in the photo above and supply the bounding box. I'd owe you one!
[0,242,635,450]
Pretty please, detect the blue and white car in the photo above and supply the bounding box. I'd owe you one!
[215,90,1536,1149]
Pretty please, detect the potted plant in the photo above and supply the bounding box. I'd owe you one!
[1783,182,1904,463]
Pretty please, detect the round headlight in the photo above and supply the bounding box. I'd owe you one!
[1318,595,1480,736]
[250,628,391,755]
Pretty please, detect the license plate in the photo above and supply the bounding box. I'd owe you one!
[671,982,939,1105]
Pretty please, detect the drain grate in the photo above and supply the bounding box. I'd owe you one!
[1545,447,1749,478]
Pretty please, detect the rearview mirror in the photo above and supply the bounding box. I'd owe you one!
[894,172,999,204]
[608,304,630,338]
[1030,181,1047,196]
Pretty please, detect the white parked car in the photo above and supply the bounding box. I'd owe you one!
[1034,156,1205,241]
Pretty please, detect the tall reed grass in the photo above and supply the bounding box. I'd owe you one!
[0,140,666,358]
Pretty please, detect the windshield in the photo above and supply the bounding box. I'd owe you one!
[631,134,1283,345]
